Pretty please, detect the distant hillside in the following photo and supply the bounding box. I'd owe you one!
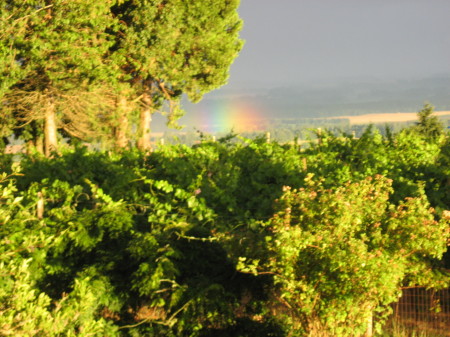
[259,76,450,118]
[152,75,450,132]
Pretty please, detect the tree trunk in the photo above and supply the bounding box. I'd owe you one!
[28,136,44,155]
[37,191,44,219]
[137,93,153,152]
[44,102,58,157]
[365,311,373,337]
[114,96,130,149]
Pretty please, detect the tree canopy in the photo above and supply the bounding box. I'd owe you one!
[109,0,243,150]
[414,103,445,139]
[0,0,243,153]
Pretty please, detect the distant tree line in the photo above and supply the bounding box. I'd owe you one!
[156,104,448,146]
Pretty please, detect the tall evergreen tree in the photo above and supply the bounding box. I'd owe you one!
[1,1,243,153]
[0,1,117,155]
[111,0,244,150]
[414,103,444,140]
[0,2,29,145]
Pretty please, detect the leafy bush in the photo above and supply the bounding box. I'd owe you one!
[260,175,449,336]
[1,128,449,336]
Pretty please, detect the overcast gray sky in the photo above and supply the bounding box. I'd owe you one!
[225,0,450,89]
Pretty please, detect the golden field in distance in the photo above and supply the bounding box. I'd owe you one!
[329,111,450,125]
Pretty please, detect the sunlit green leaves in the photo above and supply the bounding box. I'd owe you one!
[264,175,449,336]
[1,128,449,336]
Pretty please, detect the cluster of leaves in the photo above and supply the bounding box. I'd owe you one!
[1,124,449,336]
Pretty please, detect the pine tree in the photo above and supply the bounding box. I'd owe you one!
[1,1,243,153]
[414,103,444,140]
[0,2,28,146]
[111,0,244,150]
[0,1,118,156]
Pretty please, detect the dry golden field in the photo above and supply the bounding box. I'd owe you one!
[329,111,450,125]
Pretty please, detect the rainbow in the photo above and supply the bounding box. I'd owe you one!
[185,98,267,133]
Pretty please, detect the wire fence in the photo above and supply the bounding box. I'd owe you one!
[389,287,450,336]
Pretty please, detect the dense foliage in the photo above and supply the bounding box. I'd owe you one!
[0,0,243,153]
[1,124,449,336]
[2,2,448,335]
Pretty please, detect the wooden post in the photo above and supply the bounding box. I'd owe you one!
[266,132,271,143]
